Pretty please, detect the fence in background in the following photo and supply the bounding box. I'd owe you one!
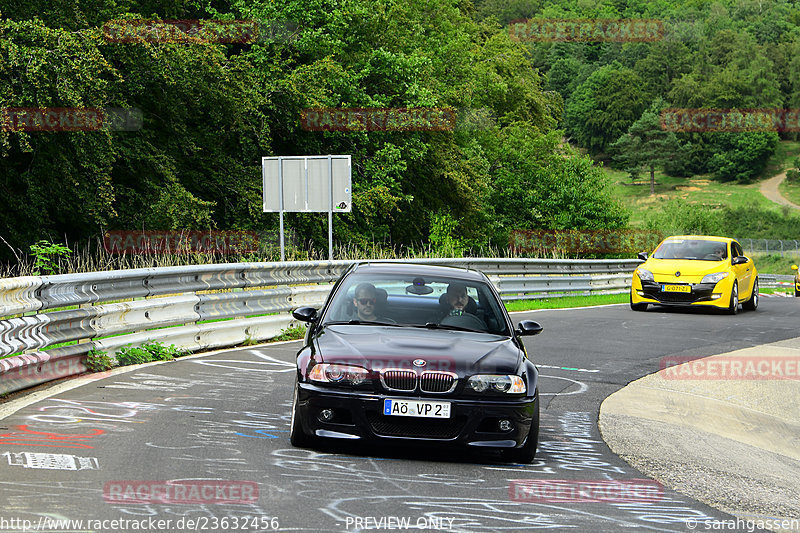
[738,239,800,256]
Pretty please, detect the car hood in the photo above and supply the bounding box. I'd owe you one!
[643,258,730,283]
[314,325,522,375]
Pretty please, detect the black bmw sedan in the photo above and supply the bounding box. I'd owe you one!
[289,262,543,463]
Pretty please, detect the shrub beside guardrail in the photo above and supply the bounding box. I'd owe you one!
[0,257,649,396]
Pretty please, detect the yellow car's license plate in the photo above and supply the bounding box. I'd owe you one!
[662,284,691,293]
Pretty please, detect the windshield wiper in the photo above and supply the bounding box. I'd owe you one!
[325,320,402,327]
[420,322,484,333]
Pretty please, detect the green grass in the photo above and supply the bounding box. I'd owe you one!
[760,287,794,295]
[779,178,800,206]
[751,253,800,275]
[606,140,800,229]
[763,140,800,176]
[606,167,782,228]
[504,293,627,311]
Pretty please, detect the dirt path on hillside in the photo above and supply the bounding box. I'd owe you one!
[760,170,800,209]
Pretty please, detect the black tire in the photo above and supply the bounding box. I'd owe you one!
[742,280,758,311]
[727,282,739,315]
[503,396,539,464]
[630,292,648,311]
[289,382,314,448]
[795,288,800,297]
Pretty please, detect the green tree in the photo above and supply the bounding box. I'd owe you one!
[484,125,629,243]
[609,102,681,195]
[563,62,647,155]
[707,131,780,183]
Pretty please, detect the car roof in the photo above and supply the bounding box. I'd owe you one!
[662,235,735,243]
[350,261,488,282]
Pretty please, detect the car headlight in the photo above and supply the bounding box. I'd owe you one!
[467,375,526,394]
[636,268,654,282]
[309,364,369,385]
[701,272,729,284]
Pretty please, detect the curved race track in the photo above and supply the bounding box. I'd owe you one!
[1,298,798,533]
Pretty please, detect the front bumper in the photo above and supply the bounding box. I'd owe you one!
[295,383,537,449]
[631,277,731,308]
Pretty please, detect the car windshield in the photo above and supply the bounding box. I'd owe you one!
[322,273,510,335]
[652,239,728,261]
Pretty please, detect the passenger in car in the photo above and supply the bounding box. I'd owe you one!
[444,283,473,317]
[441,283,488,330]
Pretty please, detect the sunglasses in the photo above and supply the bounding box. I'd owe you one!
[356,298,376,305]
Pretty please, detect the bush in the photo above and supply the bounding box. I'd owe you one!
[84,349,114,372]
[273,325,307,342]
[115,342,187,367]
[645,200,800,240]
[644,200,723,236]
[29,240,71,275]
[707,131,780,183]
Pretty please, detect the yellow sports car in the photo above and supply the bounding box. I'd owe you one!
[630,235,758,314]
[792,264,799,297]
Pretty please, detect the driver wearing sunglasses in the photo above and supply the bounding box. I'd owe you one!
[352,283,393,323]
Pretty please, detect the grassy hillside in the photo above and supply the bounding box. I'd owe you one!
[607,141,800,228]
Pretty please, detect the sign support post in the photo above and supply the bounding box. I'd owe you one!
[328,154,333,261]
[279,157,285,261]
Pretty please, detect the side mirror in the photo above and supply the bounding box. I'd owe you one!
[732,256,749,265]
[516,320,543,337]
[792,265,798,271]
[292,307,318,323]
[637,252,648,261]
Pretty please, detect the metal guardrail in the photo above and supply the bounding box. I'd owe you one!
[757,274,796,288]
[0,258,641,395]
[0,258,792,397]
[11,258,791,393]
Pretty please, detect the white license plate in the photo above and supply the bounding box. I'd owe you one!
[383,399,451,418]
[662,284,691,293]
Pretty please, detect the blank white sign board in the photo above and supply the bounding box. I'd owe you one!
[262,155,351,213]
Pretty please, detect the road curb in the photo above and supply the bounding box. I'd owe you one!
[599,337,800,528]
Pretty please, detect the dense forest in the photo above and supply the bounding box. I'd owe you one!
[2,0,800,263]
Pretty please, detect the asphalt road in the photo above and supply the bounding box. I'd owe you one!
[1,297,798,533]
